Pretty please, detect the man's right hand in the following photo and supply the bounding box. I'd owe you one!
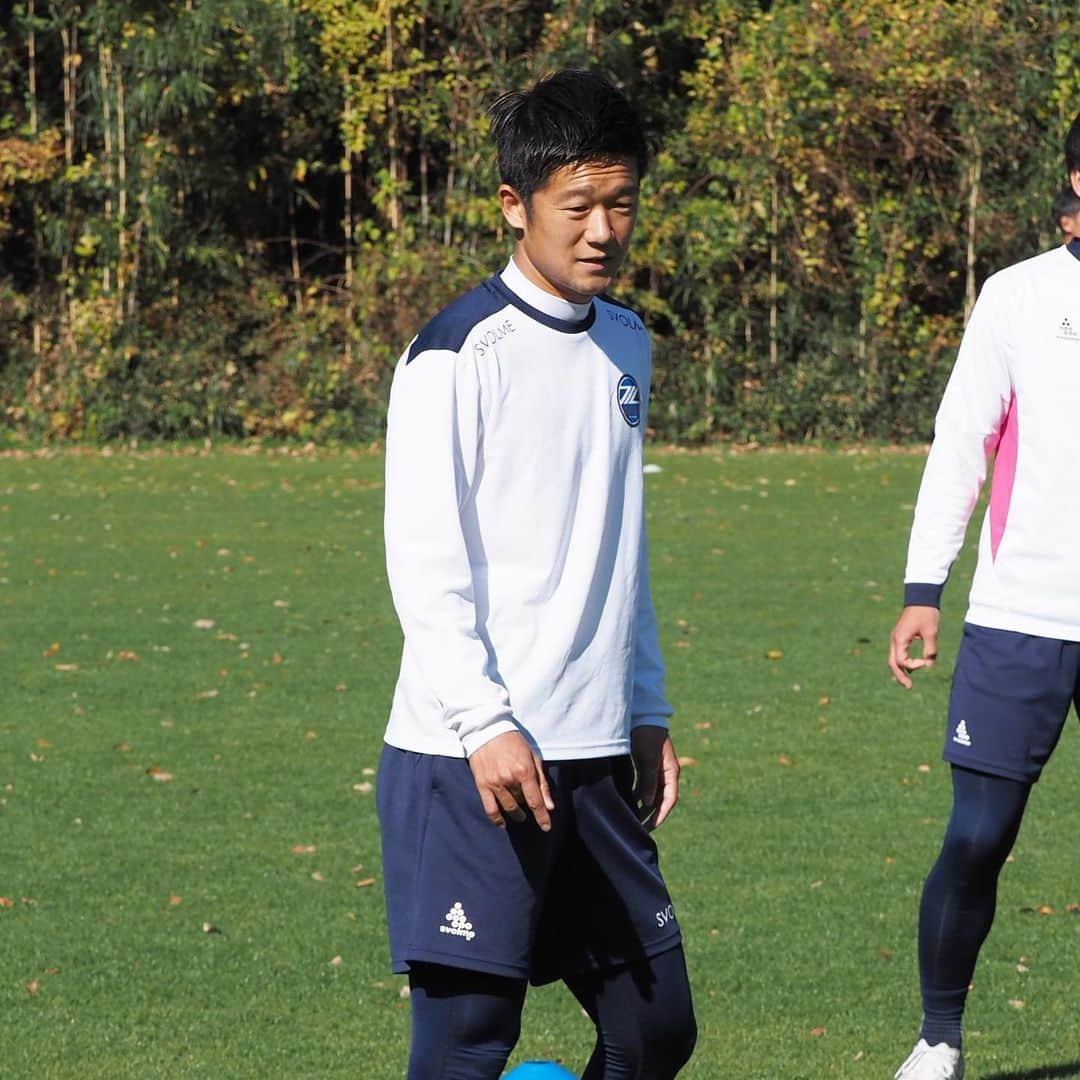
[467,731,554,832]
[888,605,941,689]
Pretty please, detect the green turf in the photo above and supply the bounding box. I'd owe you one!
[3,446,1080,1078]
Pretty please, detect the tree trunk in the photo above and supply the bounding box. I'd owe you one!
[964,130,981,325]
[116,59,128,322]
[99,40,113,297]
[343,81,354,363]
[769,173,779,369]
[28,0,43,356]
[59,17,78,341]
[385,6,402,237]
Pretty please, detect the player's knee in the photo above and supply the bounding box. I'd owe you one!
[647,1004,697,1077]
[939,819,1011,878]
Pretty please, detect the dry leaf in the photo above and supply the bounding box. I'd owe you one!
[399,984,411,998]
[693,722,711,731]
[355,878,376,889]
[54,663,78,672]
[193,619,215,630]
[0,897,14,908]
[335,683,348,692]
[818,696,831,705]
[330,955,343,966]
[291,844,316,854]
[765,649,783,660]
[1038,904,1054,915]
[1066,903,1080,914]
[197,689,219,699]
[168,894,183,907]
[147,767,173,782]
[311,871,325,883]
[202,922,222,934]
[810,1026,827,1037]
[353,782,374,794]
[26,981,39,996]
[917,763,931,773]
[43,642,60,657]
[810,880,824,889]
[272,653,284,665]
[1008,998,1025,1009]
[778,753,792,766]
[115,651,139,662]
[676,756,697,767]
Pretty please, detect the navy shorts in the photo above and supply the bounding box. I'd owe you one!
[376,745,682,985]
[944,623,1080,783]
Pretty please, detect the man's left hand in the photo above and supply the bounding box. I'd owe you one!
[630,724,680,831]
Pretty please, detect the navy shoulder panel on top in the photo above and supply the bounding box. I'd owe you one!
[406,279,509,363]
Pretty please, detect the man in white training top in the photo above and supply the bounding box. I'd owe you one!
[377,69,696,1080]
[889,112,1080,1080]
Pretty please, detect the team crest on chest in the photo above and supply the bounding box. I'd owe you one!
[616,374,641,427]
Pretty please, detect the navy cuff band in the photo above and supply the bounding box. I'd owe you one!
[904,582,944,608]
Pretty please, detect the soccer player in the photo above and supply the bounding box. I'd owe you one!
[889,113,1080,1080]
[377,70,697,1079]
[1051,184,1080,243]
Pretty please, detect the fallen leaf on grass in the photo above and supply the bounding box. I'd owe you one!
[355,878,376,889]
[168,895,183,907]
[693,722,711,731]
[193,619,215,630]
[399,984,411,998]
[311,871,325,883]
[197,689,219,699]
[777,753,792,766]
[818,696,831,706]
[54,663,78,672]
[26,981,39,996]
[810,880,824,889]
[765,649,783,660]
[1008,998,1025,1009]
[676,756,697,767]
[352,782,374,794]
[202,922,222,934]
[146,767,173,782]
[335,683,348,692]
[114,651,139,662]
[1038,905,1054,915]
[917,763,931,773]
[330,955,343,967]
[0,897,14,908]
[810,1026,826,1037]
[291,844,316,854]
[43,642,60,657]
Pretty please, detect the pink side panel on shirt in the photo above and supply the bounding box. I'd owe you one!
[988,392,1018,561]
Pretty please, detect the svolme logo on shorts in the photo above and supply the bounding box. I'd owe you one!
[953,719,972,747]
[440,901,476,942]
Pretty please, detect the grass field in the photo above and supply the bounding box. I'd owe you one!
[5,446,1080,1079]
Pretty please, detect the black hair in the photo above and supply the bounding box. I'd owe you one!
[1066,111,1080,176]
[488,69,648,204]
[1052,185,1080,226]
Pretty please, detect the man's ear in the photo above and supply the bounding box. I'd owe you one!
[498,184,528,235]
[1070,168,1080,199]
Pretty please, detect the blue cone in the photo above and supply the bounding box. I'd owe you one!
[503,1062,577,1079]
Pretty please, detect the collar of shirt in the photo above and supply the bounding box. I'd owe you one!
[500,257,593,323]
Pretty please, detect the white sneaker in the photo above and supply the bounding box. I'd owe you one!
[894,1039,965,1079]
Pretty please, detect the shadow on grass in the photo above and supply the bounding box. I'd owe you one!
[981,1065,1080,1080]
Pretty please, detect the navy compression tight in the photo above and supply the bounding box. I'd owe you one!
[406,947,696,1079]
[918,765,1032,1050]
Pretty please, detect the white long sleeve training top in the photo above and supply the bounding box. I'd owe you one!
[383,258,672,760]
[904,243,1080,641]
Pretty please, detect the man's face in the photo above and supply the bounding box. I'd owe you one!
[498,158,640,304]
